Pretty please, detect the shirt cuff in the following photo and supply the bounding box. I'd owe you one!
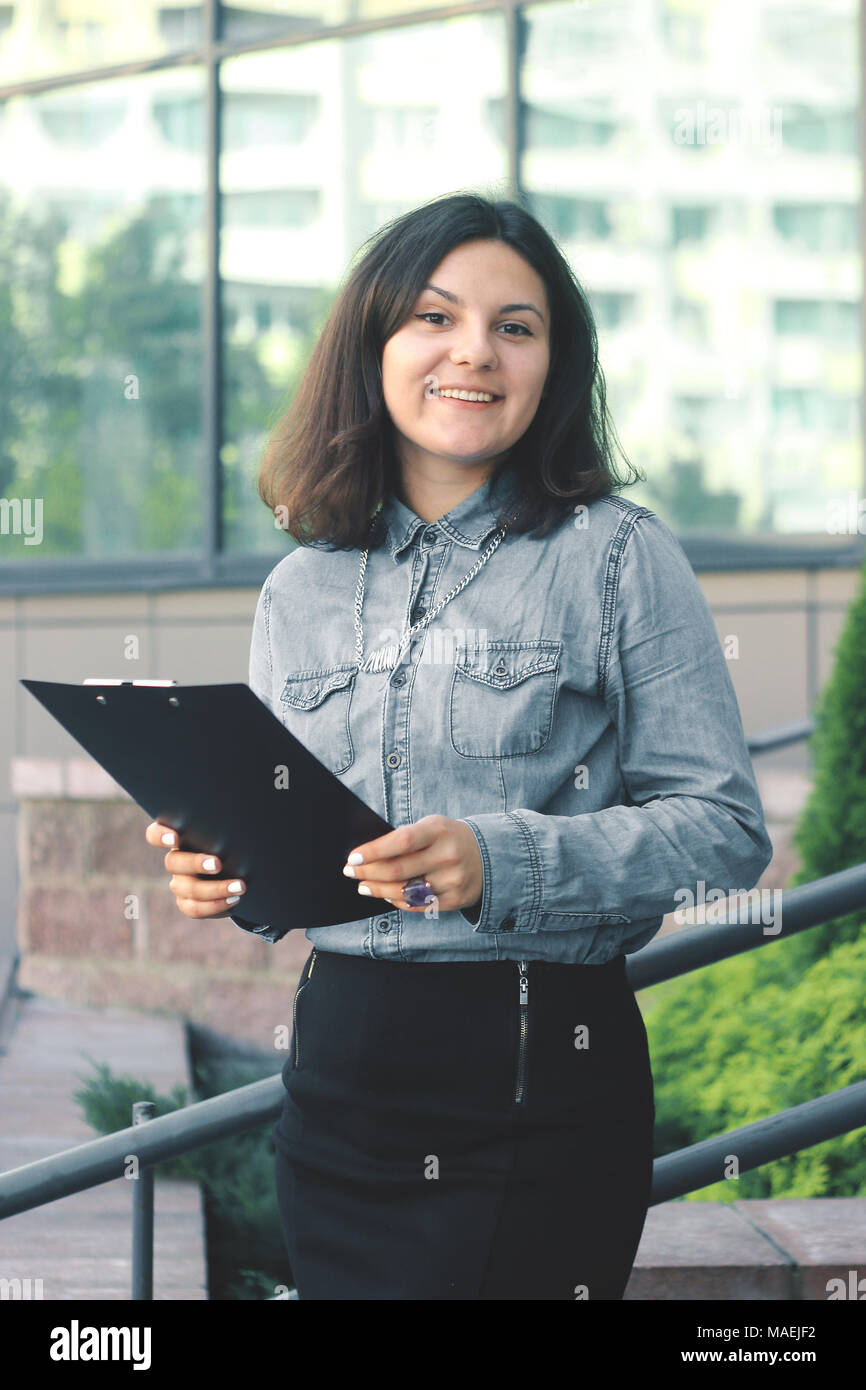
[457,813,540,934]
[229,912,288,945]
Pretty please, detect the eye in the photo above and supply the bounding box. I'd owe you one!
[414,312,532,335]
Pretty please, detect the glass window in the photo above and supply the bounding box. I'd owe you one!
[220,0,460,45]
[672,295,710,342]
[672,206,715,245]
[222,92,320,150]
[773,387,859,436]
[0,1,203,85]
[219,11,508,554]
[774,300,824,336]
[591,291,638,332]
[661,2,708,62]
[525,105,618,149]
[762,1,854,75]
[520,0,862,539]
[774,299,860,344]
[36,96,128,148]
[222,188,322,228]
[772,202,860,253]
[526,193,613,241]
[0,69,206,564]
[779,105,858,155]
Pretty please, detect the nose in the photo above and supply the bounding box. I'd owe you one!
[448,318,499,373]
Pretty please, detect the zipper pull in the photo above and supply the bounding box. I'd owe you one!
[308,948,317,978]
[519,959,529,1005]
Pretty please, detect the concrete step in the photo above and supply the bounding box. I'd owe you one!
[625,1198,866,1299]
[0,991,207,1300]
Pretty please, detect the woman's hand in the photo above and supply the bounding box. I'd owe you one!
[341,814,483,913]
[144,821,247,919]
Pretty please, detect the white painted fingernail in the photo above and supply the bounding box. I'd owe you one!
[357,884,372,896]
[202,857,218,871]
[226,895,240,906]
[342,865,355,878]
[162,832,176,846]
[347,852,364,865]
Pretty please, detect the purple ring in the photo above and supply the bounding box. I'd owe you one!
[402,878,436,908]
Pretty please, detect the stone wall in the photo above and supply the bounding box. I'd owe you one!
[13,757,312,1050]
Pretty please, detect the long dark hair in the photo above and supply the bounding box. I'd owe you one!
[258,190,644,549]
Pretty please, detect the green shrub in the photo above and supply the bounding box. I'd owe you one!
[72,1057,198,1181]
[73,1052,293,1298]
[645,550,866,1198]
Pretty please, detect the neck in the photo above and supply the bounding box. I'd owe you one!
[395,461,502,524]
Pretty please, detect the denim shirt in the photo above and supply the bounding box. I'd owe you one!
[230,463,773,963]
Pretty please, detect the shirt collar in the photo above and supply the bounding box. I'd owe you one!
[380,460,523,562]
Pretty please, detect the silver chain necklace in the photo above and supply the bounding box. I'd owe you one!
[353,498,525,674]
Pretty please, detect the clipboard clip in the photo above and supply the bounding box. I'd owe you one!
[83,678,180,706]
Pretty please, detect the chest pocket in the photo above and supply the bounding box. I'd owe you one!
[279,664,357,775]
[449,640,562,758]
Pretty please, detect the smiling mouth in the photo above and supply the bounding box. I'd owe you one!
[432,390,503,406]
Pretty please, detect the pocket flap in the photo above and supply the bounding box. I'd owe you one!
[455,643,560,691]
[280,665,356,710]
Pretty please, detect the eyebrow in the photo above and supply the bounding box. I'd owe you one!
[422,283,545,324]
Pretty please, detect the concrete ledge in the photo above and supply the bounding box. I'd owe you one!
[625,1199,866,1300]
[11,757,129,800]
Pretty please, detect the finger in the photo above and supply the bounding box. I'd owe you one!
[164,849,226,876]
[344,817,440,871]
[145,825,227,879]
[169,874,246,903]
[175,895,238,920]
[343,853,435,884]
[356,879,444,910]
[145,821,180,848]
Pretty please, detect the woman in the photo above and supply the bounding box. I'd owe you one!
[146,192,773,1300]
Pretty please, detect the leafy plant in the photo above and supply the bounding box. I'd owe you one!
[73,1051,294,1298]
[644,549,866,1198]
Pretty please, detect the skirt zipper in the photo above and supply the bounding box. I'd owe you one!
[514,959,529,1105]
[292,948,318,1068]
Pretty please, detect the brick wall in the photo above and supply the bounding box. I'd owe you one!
[13,757,313,1049]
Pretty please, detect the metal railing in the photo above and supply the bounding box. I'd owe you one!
[1,715,864,1297]
[746,716,815,755]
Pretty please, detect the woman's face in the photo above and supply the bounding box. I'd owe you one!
[381,238,551,479]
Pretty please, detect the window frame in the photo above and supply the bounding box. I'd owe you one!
[0,0,862,594]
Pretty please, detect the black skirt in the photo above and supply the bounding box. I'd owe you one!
[272,948,655,1301]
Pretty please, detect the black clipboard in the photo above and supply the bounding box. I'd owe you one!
[20,678,395,933]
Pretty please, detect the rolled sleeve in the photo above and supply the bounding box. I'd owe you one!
[457,813,542,932]
[457,511,773,934]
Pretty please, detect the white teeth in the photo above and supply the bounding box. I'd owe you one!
[437,388,496,402]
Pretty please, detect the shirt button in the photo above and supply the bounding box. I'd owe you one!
[500,914,516,931]
[386,752,401,768]
[421,529,437,547]
[376,919,391,933]
[391,673,405,687]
